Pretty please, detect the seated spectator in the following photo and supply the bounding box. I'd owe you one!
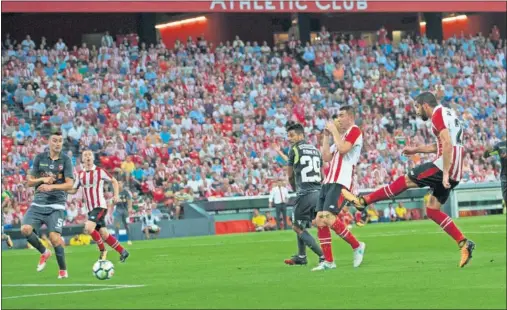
[366,205,379,223]
[69,234,91,246]
[252,208,267,232]
[264,211,277,231]
[141,208,161,240]
[395,203,409,221]
[383,203,397,222]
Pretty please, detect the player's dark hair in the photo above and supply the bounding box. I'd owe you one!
[339,105,355,117]
[415,92,438,107]
[287,123,305,135]
[50,129,63,137]
[332,114,338,120]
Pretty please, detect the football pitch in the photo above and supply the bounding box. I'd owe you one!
[1,215,506,309]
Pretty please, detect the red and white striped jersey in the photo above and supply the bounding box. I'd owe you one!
[73,165,113,211]
[431,105,465,181]
[323,125,363,190]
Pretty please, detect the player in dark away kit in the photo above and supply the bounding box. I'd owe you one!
[22,130,74,278]
[283,123,326,268]
[484,140,507,204]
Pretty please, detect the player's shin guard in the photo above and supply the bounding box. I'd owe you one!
[331,219,360,250]
[317,226,334,262]
[365,176,408,205]
[105,235,125,254]
[90,230,105,251]
[300,230,324,258]
[54,245,66,271]
[426,208,465,244]
[26,232,46,254]
[297,234,306,256]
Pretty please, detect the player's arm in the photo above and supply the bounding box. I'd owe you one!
[48,156,75,191]
[26,155,53,187]
[326,122,356,155]
[287,146,298,192]
[407,143,438,154]
[128,196,133,213]
[111,177,120,201]
[439,128,453,177]
[322,134,333,162]
[274,144,289,162]
[67,173,81,195]
[484,141,506,158]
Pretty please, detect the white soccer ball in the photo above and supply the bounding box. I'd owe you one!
[92,260,115,280]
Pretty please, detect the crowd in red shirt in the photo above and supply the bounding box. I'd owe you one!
[1,26,505,225]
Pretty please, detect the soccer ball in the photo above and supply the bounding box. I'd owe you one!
[92,260,114,280]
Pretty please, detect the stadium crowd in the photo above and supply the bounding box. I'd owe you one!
[1,25,506,227]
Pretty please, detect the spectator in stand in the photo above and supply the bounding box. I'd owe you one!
[366,205,379,223]
[264,211,277,231]
[1,29,506,232]
[395,203,409,221]
[383,203,397,222]
[252,208,267,232]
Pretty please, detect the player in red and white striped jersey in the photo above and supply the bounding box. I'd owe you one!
[68,150,130,263]
[312,106,366,271]
[348,92,475,268]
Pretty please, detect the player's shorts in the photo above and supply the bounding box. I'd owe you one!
[316,183,349,215]
[22,205,65,234]
[408,162,459,205]
[501,175,507,203]
[292,191,319,229]
[88,208,108,230]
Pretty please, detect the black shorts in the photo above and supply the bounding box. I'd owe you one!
[408,162,459,205]
[292,191,319,229]
[145,226,160,233]
[316,183,348,215]
[88,208,108,230]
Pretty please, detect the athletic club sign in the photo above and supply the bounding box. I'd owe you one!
[2,0,505,13]
[210,0,368,12]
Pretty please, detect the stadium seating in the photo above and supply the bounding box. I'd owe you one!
[1,29,505,227]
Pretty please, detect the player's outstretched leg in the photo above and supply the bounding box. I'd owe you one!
[21,225,51,272]
[100,228,129,263]
[344,176,415,210]
[48,232,68,279]
[426,196,475,268]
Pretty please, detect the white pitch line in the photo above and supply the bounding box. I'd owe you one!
[2,284,145,300]
[2,284,143,287]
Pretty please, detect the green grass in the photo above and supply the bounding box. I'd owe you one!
[1,216,506,309]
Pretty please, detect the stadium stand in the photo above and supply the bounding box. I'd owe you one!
[1,28,506,227]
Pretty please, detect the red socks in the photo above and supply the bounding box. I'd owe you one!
[331,219,360,250]
[317,226,334,262]
[365,176,408,204]
[426,208,465,244]
[90,230,105,251]
[105,235,125,254]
